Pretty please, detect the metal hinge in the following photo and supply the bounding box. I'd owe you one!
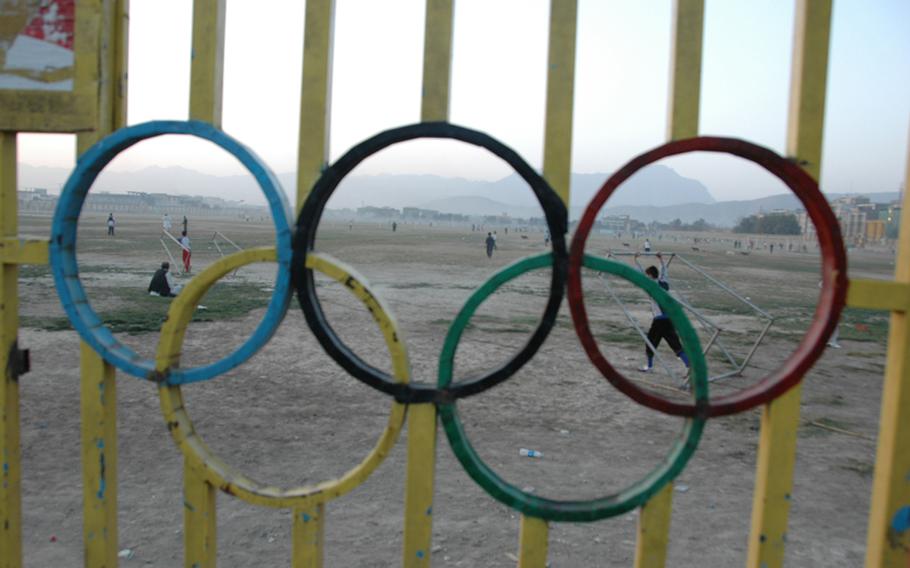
[7,342,30,380]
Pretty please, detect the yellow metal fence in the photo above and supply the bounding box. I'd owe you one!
[0,1,908,567]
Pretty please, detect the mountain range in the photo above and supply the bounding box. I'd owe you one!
[18,163,899,227]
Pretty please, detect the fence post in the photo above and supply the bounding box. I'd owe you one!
[0,131,22,568]
[80,345,119,567]
[747,2,832,566]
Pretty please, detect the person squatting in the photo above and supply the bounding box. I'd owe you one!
[148,262,180,297]
[634,252,690,373]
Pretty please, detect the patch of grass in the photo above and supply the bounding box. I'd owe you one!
[813,416,855,431]
[21,281,271,334]
[387,281,437,290]
[594,330,642,345]
[846,350,884,359]
[798,424,831,438]
[838,458,874,477]
[838,309,890,343]
[509,315,541,326]
[821,394,848,407]
[506,285,548,297]
[473,325,533,334]
[18,265,50,278]
[20,316,72,332]
[19,263,149,280]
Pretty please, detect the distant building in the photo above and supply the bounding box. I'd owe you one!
[17,188,264,217]
[865,220,885,242]
[18,188,55,211]
[356,206,399,219]
[402,207,438,220]
[602,214,631,233]
[797,195,900,244]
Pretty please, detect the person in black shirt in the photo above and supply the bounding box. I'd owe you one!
[148,262,177,297]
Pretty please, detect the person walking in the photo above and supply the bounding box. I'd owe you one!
[644,238,652,253]
[485,232,496,258]
[107,213,115,236]
[162,213,172,232]
[179,230,192,273]
[634,252,690,372]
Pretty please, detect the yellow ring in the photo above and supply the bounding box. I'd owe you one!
[157,248,409,508]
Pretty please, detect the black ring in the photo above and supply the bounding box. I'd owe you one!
[292,122,568,403]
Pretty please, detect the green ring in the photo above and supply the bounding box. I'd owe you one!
[437,252,708,522]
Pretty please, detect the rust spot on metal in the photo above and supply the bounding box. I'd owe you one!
[147,369,169,383]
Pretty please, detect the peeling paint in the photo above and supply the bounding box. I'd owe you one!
[891,506,910,534]
[97,453,106,500]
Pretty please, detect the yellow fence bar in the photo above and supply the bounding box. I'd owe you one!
[183,2,226,565]
[634,2,704,564]
[80,344,119,567]
[864,126,910,567]
[74,3,129,565]
[0,239,49,266]
[517,515,549,568]
[666,0,704,142]
[76,0,130,156]
[420,0,454,122]
[747,2,832,567]
[516,1,579,557]
[184,462,217,568]
[634,483,674,568]
[296,0,336,212]
[400,3,455,565]
[0,131,22,568]
[189,0,226,127]
[112,0,129,132]
[540,0,578,207]
[403,404,436,567]
[292,504,325,568]
[847,279,910,312]
[784,0,832,182]
[747,384,803,567]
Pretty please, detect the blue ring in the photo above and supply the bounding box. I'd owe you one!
[49,120,293,383]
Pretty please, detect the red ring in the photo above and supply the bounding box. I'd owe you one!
[568,137,847,418]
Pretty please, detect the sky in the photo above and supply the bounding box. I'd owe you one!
[15,0,910,203]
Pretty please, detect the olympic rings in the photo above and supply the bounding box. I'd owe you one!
[49,119,849,524]
[438,253,708,521]
[157,248,408,508]
[568,137,847,418]
[50,120,293,383]
[293,122,569,404]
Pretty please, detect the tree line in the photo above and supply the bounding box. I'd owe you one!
[733,213,801,235]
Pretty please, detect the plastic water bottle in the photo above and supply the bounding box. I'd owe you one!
[519,448,542,458]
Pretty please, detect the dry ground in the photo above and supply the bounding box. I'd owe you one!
[12,211,894,567]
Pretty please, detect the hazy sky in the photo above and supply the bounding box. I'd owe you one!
[16,0,910,202]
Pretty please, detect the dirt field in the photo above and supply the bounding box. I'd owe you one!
[13,211,894,567]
